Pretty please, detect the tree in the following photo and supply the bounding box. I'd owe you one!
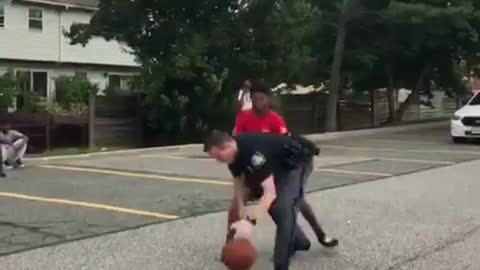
[380,0,480,121]
[338,0,480,123]
[66,0,246,142]
[312,0,390,131]
[66,0,321,142]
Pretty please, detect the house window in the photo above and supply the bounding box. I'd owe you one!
[28,8,43,30]
[74,72,87,80]
[108,75,121,90]
[16,70,48,97]
[32,71,48,97]
[107,75,136,94]
[0,6,5,28]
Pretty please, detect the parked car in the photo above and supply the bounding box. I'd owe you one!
[450,92,480,143]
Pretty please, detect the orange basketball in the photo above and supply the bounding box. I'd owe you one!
[221,239,257,270]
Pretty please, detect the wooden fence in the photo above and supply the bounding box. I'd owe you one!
[276,90,458,135]
[1,90,457,152]
[0,112,88,153]
[0,95,142,153]
[0,112,51,153]
[94,95,143,147]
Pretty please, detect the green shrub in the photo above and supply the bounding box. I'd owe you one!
[17,87,47,113]
[55,76,98,110]
[0,71,18,110]
[47,102,88,116]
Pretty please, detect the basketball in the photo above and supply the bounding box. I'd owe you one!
[221,239,256,270]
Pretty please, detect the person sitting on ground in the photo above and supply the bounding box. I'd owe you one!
[0,124,28,169]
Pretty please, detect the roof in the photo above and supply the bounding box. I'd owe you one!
[21,0,98,10]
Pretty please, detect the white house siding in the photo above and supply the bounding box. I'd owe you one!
[0,4,60,62]
[0,3,138,67]
[0,2,140,107]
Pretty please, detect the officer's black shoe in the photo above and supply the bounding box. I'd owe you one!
[319,235,339,248]
[270,241,311,262]
[291,240,311,256]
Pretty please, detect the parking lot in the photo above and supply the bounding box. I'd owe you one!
[0,122,479,258]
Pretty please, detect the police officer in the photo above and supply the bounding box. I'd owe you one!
[204,130,324,270]
[231,80,338,249]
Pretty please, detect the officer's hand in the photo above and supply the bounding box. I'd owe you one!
[230,219,254,241]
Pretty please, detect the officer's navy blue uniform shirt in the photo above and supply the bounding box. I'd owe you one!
[228,133,304,198]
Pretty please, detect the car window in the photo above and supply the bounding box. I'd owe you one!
[469,93,480,105]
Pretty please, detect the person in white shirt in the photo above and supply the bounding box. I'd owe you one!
[237,79,252,112]
[0,124,28,170]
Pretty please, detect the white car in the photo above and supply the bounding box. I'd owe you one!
[451,92,480,143]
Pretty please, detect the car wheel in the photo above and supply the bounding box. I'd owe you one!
[452,137,466,144]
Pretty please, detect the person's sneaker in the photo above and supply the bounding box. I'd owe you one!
[13,160,25,169]
[319,235,339,248]
[4,162,13,170]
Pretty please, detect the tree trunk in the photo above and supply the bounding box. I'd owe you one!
[325,13,348,132]
[395,65,430,122]
[385,63,397,123]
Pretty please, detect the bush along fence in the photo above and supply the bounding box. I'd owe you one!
[0,71,143,153]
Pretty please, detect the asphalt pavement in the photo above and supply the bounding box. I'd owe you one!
[0,123,479,269]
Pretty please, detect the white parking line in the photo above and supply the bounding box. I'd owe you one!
[314,168,393,177]
[321,145,480,155]
[354,156,455,165]
[141,154,215,161]
[369,139,443,145]
[141,154,194,159]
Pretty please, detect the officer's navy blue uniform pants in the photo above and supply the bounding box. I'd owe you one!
[269,160,313,270]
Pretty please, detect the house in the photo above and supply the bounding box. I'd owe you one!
[0,0,140,106]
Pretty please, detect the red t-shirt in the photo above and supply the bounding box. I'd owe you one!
[233,109,288,136]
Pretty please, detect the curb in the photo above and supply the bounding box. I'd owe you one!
[25,120,448,161]
[305,120,448,142]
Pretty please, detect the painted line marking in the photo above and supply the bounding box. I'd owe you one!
[143,155,404,175]
[37,165,232,186]
[0,192,178,219]
[25,144,201,162]
[314,168,393,177]
[369,139,442,145]
[321,145,480,155]
[141,154,212,160]
[354,156,454,165]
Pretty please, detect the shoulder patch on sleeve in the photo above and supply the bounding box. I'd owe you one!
[251,151,267,168]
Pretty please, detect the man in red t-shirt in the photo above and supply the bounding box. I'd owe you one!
[226,80,338,249]
[233,97,287,135]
